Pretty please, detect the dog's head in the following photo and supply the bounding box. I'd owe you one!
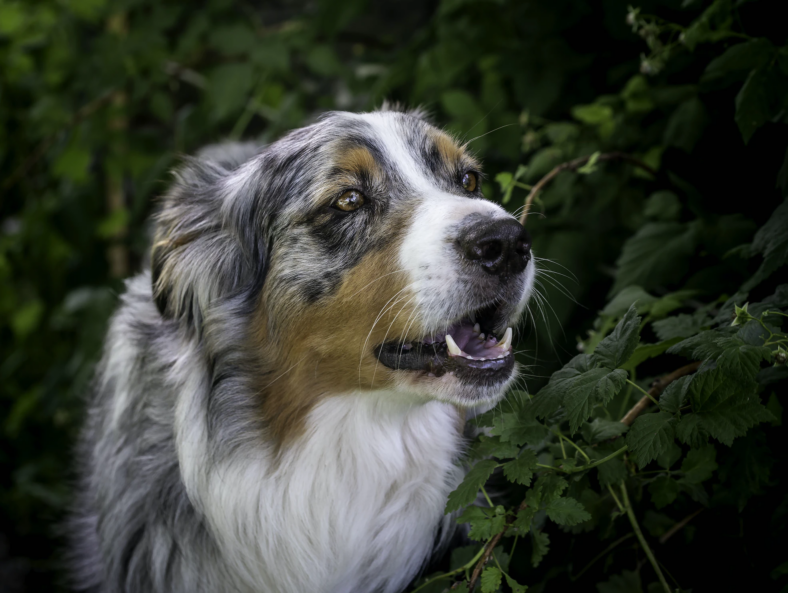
[152,109,535,441]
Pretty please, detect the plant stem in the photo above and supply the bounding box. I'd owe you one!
[409,546,487,593]
[620,482,671,593]
[519,152,658,225]
[626,379,659,405]
[480,485,495,508]
[607,484,624,513]
[553,429,591,463]
[621,362,701,426]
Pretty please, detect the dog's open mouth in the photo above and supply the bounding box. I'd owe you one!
[374,302,515,385]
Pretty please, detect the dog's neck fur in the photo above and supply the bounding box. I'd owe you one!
[173,348,466,592]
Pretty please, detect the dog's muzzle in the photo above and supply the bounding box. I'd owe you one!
[457,217,532,278]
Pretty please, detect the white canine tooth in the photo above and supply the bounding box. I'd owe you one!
[445,334,462,356]
[473,323,480,334]
[478,333,485,341]
[497,327,513,351]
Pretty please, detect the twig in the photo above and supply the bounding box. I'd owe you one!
[519,152,658,226]
[620,361,701,426]
[467,500,527,591]
[659,508,703,544]
[620,481,672,593]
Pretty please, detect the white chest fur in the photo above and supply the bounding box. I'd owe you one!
[178,391,465,593]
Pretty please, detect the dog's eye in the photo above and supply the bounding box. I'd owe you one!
[333,190,366,212]
[461,172,478,192]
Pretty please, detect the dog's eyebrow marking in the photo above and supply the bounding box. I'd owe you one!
[334,145,380,178]
[421,128,481,180]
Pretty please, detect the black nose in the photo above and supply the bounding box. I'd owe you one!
[458,218,531,276]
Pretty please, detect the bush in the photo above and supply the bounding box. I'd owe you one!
[1,0,785,591]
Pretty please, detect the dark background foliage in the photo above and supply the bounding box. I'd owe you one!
[1,0,786,591]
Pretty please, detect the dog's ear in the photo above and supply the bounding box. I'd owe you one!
[150,150,266,328]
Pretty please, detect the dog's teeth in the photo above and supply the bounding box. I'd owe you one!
[473,323,480,334]
[445,334,462,356]
[480,357,487,361]
[497,328,513,350]
[478,332,485,341]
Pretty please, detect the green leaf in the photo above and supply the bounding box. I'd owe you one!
[480,567,502,593]
[467,435,520,461]
[701,38,774,87]
[509,506,536,536]
[571,103,613,125]
[735,67,788,144]
[504,573,528,593]
[581,418,629,444]
[531,354,591,418]
[445,460,498,513]
[626,411,676,466]
[592,305,642,369]
[457,506,506,541]
[502,451,538,486]
[667,330,732,361]
[679,445,718,484]
[11,299,45,339]
[653,314,708,341]
[649,476,679,509]
[602,286,657,317]
[644,191,682,222]
[675,414,707,448]
[622,338,682,372]
[656,442,682,469]
[696,393,774,446]
[530,474,569,507]
[687,368,738,412]
[612,222,698,295]
[659,375,692,415]
[743,198,788,291]
[544,496,591,526]
[531,531,550,568]
[490,409,549,447]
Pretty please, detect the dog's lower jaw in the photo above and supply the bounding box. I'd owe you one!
[177,390,466,593]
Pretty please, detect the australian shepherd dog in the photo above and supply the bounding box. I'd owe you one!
[69,107,535,593]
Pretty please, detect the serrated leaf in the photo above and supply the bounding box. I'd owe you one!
[531,474,568,506]
[565,368,627,433]
[687,368,738,412]
[679,445,718,484]
[649,476,679,509]
[659,375,692,414]
[503,450,538,486]
[592,305,641,369]
[531,531,550,568]
[612,222,698,295]
[544,496,591,526]
[490,410,549,447]
[445,460,498,513]
[626,411,676,466]
[675,414,707,447]
[504,573,528,593]
[509,505,536,536]
[481,567,502,593]
[667,330,730,360]
[581,418,629,444]
[468,435,520,461]
[457,506,506,541]
[696,393,775,446]
[715,338,771,386]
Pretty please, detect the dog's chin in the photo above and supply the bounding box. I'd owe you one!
[373,299,520,407]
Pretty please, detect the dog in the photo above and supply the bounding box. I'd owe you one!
[69,107,535,593]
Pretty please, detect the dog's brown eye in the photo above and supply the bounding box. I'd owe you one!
[462,172,478,192]
[334,190,366,212]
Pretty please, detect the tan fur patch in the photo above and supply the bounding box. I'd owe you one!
[432,130,465,164]
[252,211,426,448]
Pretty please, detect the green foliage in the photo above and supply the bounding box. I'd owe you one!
[2,0,787,591]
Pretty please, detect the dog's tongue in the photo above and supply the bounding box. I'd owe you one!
[445,322,512,360]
